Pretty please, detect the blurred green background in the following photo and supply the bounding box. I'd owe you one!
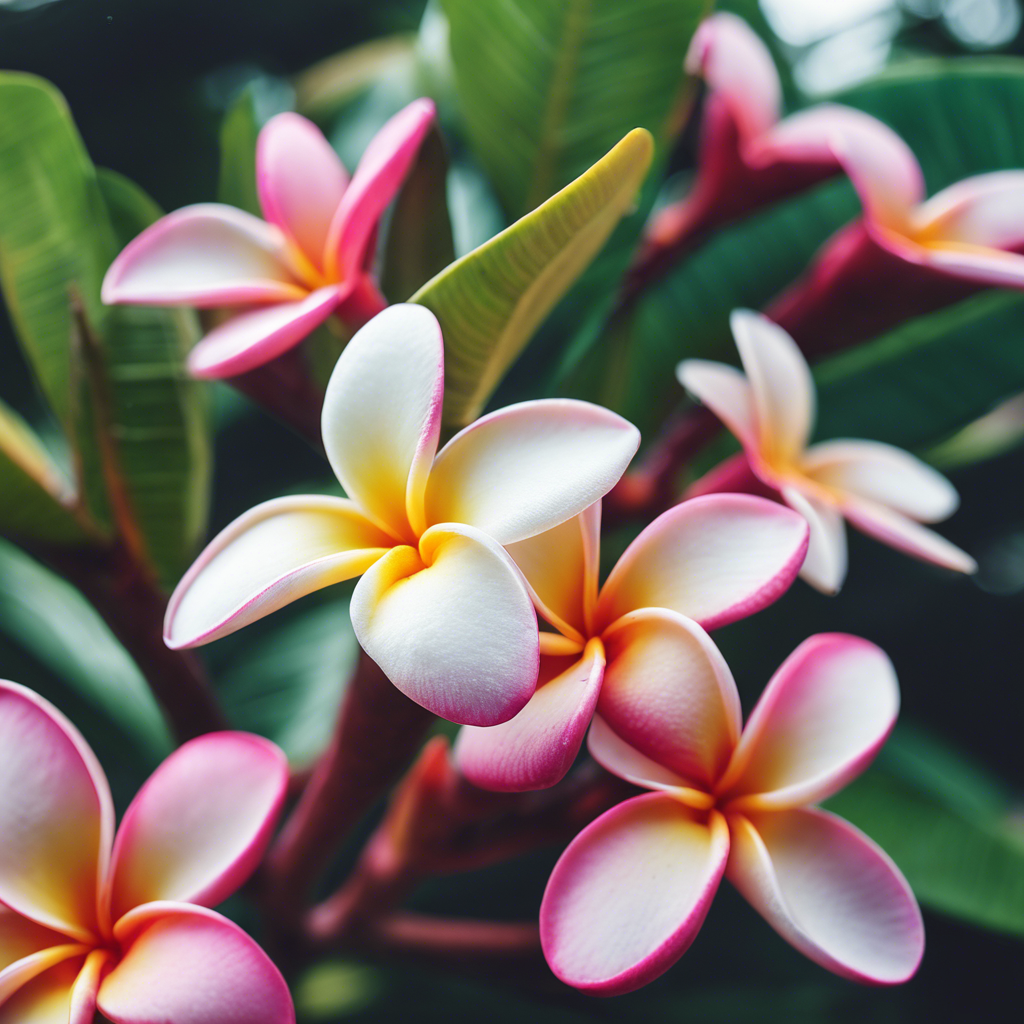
[1,1,1023,1021]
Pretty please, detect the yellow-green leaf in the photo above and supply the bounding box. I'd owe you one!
[412,127,654,427]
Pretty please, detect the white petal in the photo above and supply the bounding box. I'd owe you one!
[781,486,848,595]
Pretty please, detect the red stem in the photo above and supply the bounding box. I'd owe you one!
[368,914,540,960]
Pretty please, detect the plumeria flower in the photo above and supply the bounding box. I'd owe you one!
[101,100,435,378]
[0,679,293,1023]
[454,493,809,791]
[163,304,640,726]
[678,310,976,594]
[643,13,881,256]
[540,632,924,994]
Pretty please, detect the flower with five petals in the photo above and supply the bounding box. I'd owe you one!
[163,304,640,726]
[454,493,808,790]
[101,100,435,378]
[0,679,292,1024]
[540,633,924,994]
[678,309,976,593]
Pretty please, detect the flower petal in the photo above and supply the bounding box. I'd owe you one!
[730,309,814,463]
[595,494,808,631]
[676,359,759,454]
[68,949,109,1024]
[101,204,304,307]
[727,808,923,984]
[0,681,113,940]
[505,503,600,641]
[541,794,729,995]
[256,112,349,271]
[326,98,436,279]
[185,285,341,379]
[780,486,848,595]
[350,523,538,726]
[914,170,1024,250]
[841,496,977,574]
[718,634,899,809]
[801,439,959,521]
[755,105,924,229]
[0,945,88,1006]
[322,303,444,540]
[425,400,640,545]
[454,640,605,792]
[686,13,781,142]
[914,243,1024,289]
[107,734,287,922]
[597,610,740,790]
[164,496,392,649]
[101,903,294,1024]
[0,911,71,974]
[0,958,84,1024]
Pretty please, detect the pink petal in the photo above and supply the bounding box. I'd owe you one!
[718,634,899,809]
[101,204,304,307]
[425,400,640,546]
[349,523,539,726]
[595,494,808,632]
[684,451,780,501]
[913,243,1024,289]
[505,503,601,641]
[801,439,959,522]
[69,949,110,1024]
[101,903,294,1024]
[454,641,605,792]
[541,794,729,995]
[164,496,393,649]
[0,910,72,973]
[322,303,445,541]
[107,734,287,922]
[0,681,113,940]
[754,105,924,229]
[596,610,740,790]
[0,944,88,1006]
[727,808,923,983]
[186,285,342,379]
[676,359,759,454]
[730,309,815,464]
[325,98,436,279]
[914,170,1024,249]
[0,957,84,1024]
[686,13,781,142]
[256,112,349,271]
[780,486,848,595]
[841,496,977,574]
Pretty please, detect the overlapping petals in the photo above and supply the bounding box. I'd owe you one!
[454,494,807,791]
[102,100,436,378]
[540,634,923,993]
[0,679,293,1023]
[679,309,975,592]
[165,304,640,726]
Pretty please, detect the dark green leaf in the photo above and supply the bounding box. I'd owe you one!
[218,87,262,217]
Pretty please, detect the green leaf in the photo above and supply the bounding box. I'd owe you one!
[381,127,455,302]
[95,169,212,589]
[0,538,172,760]
[218,87,262,217]
[216,600,359,767]
[827,730,1024,935]
[441,0,706,217]
[413,127,654,427]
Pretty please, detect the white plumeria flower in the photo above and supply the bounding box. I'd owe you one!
[164,304,640,726]
[678,310,976,593]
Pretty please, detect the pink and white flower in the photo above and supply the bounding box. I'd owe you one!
[101,100,435,378]
[0,678,292,1023]
[678,309,976,593]
[454,493,808,791]
[540,633,924,994]
[163,304,640,727]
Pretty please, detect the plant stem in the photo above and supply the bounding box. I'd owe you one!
[367,914,540,960]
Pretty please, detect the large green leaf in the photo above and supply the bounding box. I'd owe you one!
[441,0,706,217]
[0,538,172,760]
[94,169,212,588]
[413,128,654,426]
[827,728,1024,935]
[217,87,262,217]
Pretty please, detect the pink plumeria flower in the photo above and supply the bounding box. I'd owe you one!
[101,100,435,378]
[0,679,292,1024]
[164,304,640,727]
[678,310,976,594]
[541,632,924,994]
[454,493,809,791]
[644,13,880,252]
